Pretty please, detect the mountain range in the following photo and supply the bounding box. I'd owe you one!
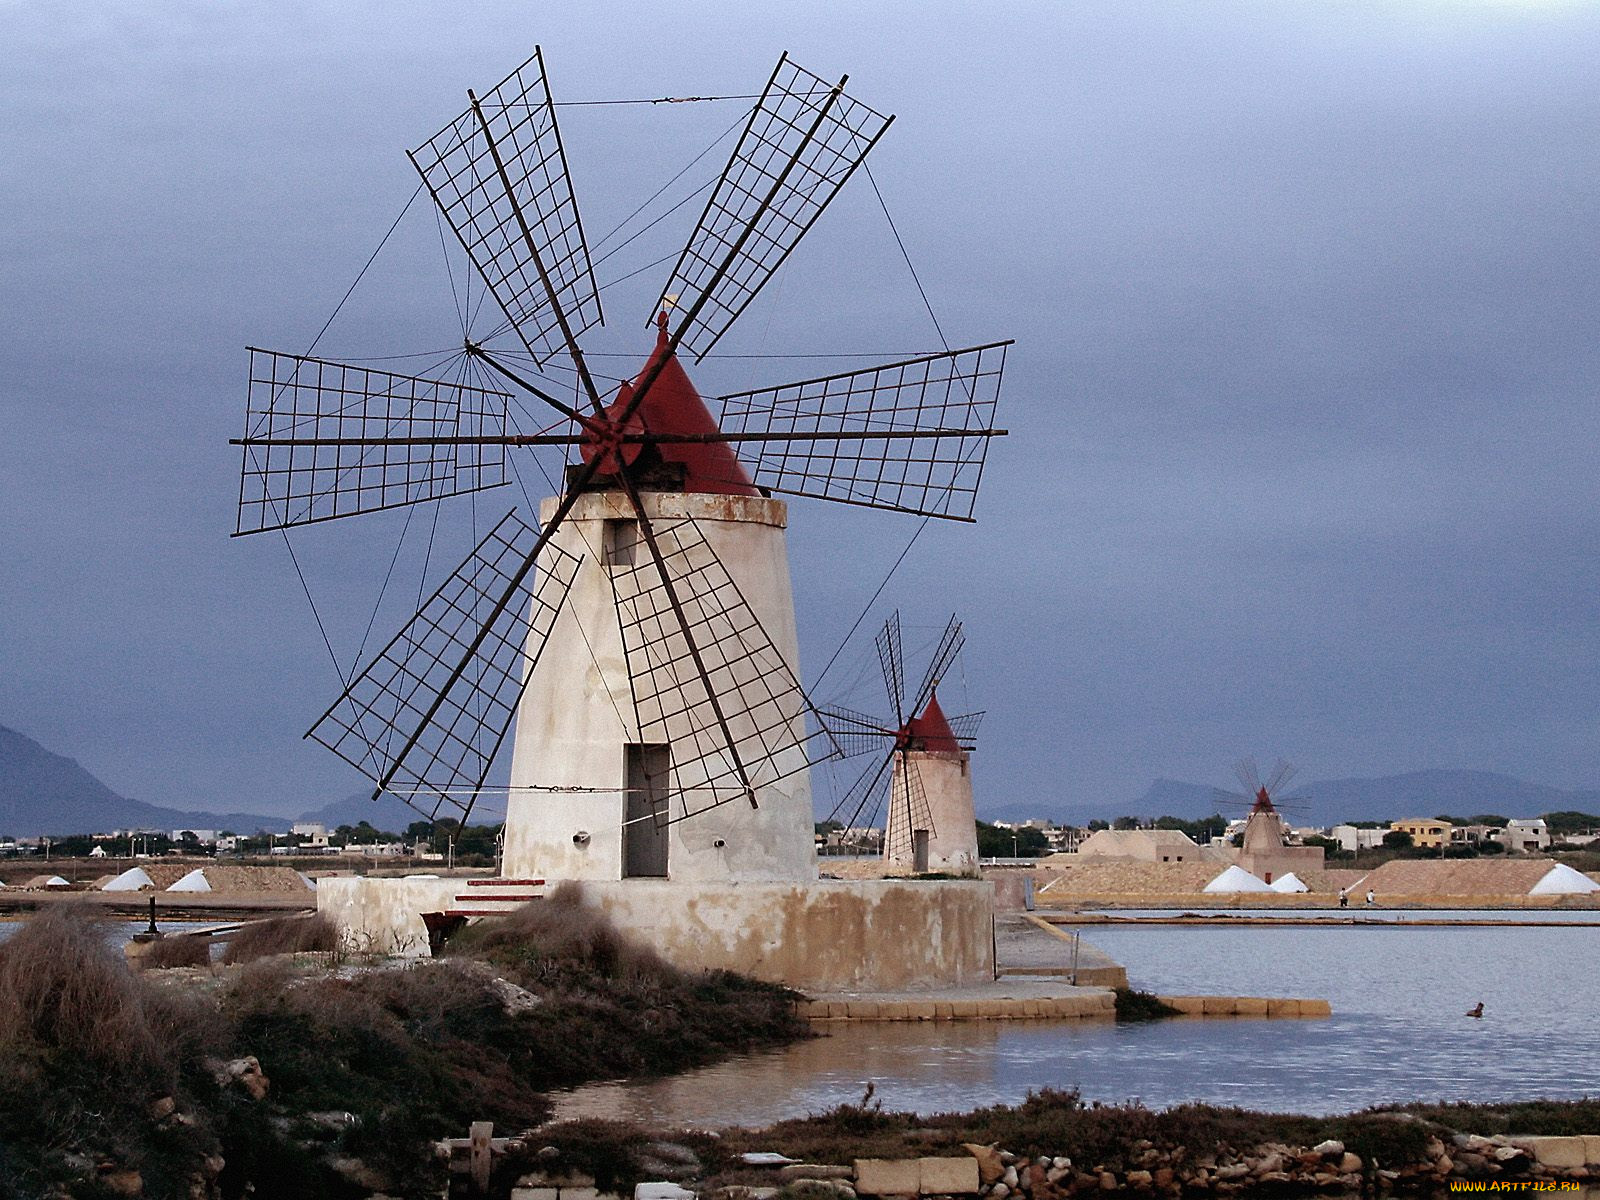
[0,723,416,838]
[981,770,1600,828]
[6,721,1597,838]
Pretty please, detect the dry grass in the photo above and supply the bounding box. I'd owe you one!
[0,904,164,1077]
[142,932,214,969]
[222,912,338,964]
[447,881,674,979]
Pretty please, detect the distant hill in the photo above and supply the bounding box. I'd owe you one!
[0,724,291,838]
[1297,769,1600,827]
[980,769,1600,828]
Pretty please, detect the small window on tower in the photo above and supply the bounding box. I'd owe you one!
[603,519,638,569]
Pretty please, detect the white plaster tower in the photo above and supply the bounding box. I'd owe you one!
[501,321,818,884]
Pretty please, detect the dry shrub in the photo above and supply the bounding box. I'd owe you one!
[0,904,164,1079]
[448,881,672,979]
[142,933,214,970]
[222,912,338,964]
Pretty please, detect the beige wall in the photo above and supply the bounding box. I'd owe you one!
[885,752,980,876]
[318,876,997,992]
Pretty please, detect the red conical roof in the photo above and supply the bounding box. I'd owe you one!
[904,688,962,754]
[594,314,757,496]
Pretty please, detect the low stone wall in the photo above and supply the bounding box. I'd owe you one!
[797,991,1115,1022]
[318,876,996,992]
[1159,995,1332,1017]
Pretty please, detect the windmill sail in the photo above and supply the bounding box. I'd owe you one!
[815,704,896,759]
[910,615,964,717]
[717,342,1009,521]
[655,54,893,361]
[409,47,603,368]
[829,749,895,832]
[884,752,936,860]
[875,610,905,725]
[607,516,836,822]
[235,348,510,535]
[307,510,580,823]
[945,710,985,746]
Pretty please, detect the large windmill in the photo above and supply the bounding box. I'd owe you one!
[821,614,984,875]
[233,50,1009,884]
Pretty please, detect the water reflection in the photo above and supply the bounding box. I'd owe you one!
[554,920,1600,1125]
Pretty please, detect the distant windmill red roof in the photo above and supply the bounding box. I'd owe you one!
[904,688,963,754]
[588,313,757,497]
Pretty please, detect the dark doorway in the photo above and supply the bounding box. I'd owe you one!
[623,743,670,878]
[912,829,931,873]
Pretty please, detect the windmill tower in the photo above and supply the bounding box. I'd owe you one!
[1215,758,1324,882]
[824,614,984,875]
[232,51,1010,891]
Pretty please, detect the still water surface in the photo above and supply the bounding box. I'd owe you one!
[553,915,1600,1125]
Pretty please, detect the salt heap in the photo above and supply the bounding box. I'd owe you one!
[1203,865,1274,893]
[167,868,213,893]
[102,867,154,892]
[1269,872,1309,893]
[1528,863,1600,895]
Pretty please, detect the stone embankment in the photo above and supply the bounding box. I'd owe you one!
[476,1130,1600,1200]
[791,994,1329,1021]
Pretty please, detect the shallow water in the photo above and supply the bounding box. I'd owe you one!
[552,917,1600,1125]
[0,917,213,947]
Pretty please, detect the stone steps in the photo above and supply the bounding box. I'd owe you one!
[442,878,545,918]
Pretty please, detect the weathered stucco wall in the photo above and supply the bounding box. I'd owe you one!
[318,875,458,957]
[502,489,816,885]
[581,879,995,990]
[317,876,997,991]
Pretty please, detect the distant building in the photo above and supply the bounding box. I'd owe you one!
[1391,818,1453,849]
[1042,825,1091,854]
[1075,828,1212,864]
[291,823,331,848]
[1495,819,1549,853]
[171,829,217,844]
[1331,824,1386,854]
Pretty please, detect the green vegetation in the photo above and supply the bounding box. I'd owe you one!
[975,820,1049,857]
[1112,987,1181,1023]
[1541,810,1600,836]
[1382,829,1415,850]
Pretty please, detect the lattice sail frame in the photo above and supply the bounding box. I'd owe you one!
[409,47,603,365]
[655,54,894,361]
[910,614,965,716]
[607,516,834,824]
[238,48,1010,828]
[307,511,581,823]
[885,751,934,860]
[718,343,1007,521]
[237,349,511,535]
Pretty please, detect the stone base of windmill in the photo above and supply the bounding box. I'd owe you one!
[316,874,995,991]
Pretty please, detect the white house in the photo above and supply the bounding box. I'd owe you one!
[1495,819,1550,853]
[1332,824,1387,854]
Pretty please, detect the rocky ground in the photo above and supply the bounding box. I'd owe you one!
[437,1096,1600,1200]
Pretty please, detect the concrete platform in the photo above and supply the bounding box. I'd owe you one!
[798,976,1118,1021]
[318,874,997,992]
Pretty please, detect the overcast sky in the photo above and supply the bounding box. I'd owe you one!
[3,1,1598,821]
